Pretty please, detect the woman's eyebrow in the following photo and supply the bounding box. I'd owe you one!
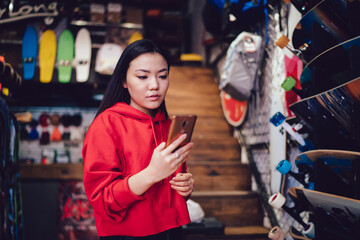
[135,68,168,73]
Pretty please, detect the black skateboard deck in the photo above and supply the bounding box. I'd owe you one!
[289,77,360,150]
[300,36,360,95]
[291,0,356,64]
[295,187,360,239]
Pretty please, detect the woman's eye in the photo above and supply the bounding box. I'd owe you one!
[159,75,168,79]
[138,76,147,79]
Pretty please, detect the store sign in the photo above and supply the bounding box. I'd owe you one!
[0,2,58,24]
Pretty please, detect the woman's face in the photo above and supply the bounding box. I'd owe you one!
[124,52,169,117]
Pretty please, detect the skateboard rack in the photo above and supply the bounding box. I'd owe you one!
[268,0,360,239]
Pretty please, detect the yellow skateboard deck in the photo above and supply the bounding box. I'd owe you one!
[39,30,57,83]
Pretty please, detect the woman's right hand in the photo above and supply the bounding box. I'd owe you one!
[146,133,194,183]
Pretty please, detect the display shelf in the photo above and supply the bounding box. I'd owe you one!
[70,20,143,30]
[20,163,83,180]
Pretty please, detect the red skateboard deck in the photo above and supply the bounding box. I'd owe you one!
[220,90,247,127]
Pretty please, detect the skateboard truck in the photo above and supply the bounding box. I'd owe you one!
[270,112,314,152]
[276,159,314,190]
[270,112,305,145]
[268,192,315,239]
[275,35,310,64]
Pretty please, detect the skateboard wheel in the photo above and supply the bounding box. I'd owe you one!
[302,222,315,239]
[281,76,296,91]
[268,226,285,240]
[270,112,286,127]
[275,35,290,49]
[276,159,292,175]
[268,192,286,209]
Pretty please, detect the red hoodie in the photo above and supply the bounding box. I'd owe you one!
[82,102,190,237]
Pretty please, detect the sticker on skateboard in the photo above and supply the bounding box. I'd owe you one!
[75,28,92,82]
[39,29,57,83]
[57,29,74,83]
[22,26,38,80]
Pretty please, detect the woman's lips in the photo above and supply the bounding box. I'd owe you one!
[147,94,160,101]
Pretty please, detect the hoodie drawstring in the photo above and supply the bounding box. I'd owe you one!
[149,117,171,208]
[150,118,158,146]
[149,117,164,146]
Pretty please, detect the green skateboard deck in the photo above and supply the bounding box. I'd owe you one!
[57,29,74,83]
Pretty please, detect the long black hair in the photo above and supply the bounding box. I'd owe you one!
[95,39,170,118]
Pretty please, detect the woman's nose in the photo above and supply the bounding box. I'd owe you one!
[149,76,159,89]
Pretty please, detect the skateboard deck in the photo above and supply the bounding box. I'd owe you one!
[39,30,57,83]
[57,29,74,83]
[220,90,247,127]
[22,26,38,80]
[296,149,360,197]
[269,85,287,194]
[289,77,360,149]
[295,187,360,239]
[300,35,360,93]
[75,28,91,82]
[291,0,352,64]
[284,54,302,117]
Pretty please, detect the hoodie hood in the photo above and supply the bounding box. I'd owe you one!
[107,102,167,122]
[105,102,169,146]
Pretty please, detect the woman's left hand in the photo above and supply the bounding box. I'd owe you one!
[170,173,194,197]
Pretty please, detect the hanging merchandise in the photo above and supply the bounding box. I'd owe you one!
[220,31,264,101]
[60,114,72,141]
[28,119,39,140]
[39,30,57,83]
[39,112,50,145]
[0,75,25,239]
[202,0,268,39]
[70,114,83,142]
[57,29,75,83]
[50,113,62,142]
[75,28,92,83]
[22,26,38,80]
[95,43,123,75]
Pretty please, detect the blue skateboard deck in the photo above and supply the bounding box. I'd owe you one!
[22,26,38,80]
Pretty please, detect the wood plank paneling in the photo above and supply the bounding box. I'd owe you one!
[20,163,83,180]
[190,191,263,227]
[187,161,251,191]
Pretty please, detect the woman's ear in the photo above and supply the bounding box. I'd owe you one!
[123,81,127,88]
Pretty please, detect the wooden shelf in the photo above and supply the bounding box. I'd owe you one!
[70,20,143,30]
[20,163,83,180]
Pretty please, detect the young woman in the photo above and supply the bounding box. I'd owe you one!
[82,39,194,240]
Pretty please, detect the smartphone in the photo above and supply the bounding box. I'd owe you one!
[166,115,197,150]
